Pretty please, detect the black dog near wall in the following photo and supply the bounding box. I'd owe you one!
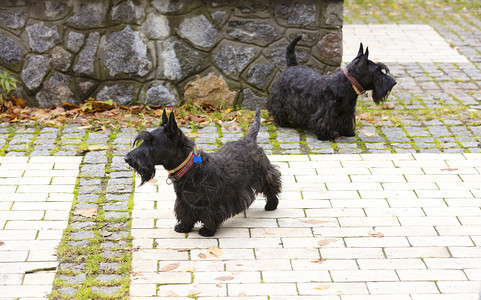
[267,35,397,140]
[124,109,282,237]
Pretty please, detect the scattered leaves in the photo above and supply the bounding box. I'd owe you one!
[207,246,223,258]
[160,262,180,272]
[73,207,98,218]
[368,230,385,238]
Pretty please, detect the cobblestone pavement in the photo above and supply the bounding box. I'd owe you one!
[0,1,481,299]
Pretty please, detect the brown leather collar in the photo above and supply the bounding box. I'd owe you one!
[343,68,366,95]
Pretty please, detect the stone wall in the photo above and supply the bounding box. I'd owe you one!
[0,0,343,109]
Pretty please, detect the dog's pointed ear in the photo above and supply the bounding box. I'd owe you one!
[359,46,369,68]
[165,111,178,136]
[161,109,169,125]
[356,43,364,57]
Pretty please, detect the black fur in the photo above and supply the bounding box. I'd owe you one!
[124,110,282,237]
[267,35,397,140]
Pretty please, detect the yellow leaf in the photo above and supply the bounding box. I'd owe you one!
[88,145,110,151]
[361,130,374,137]
[207,246,223,258]
[315,284,331,290]
[225,108,233,113]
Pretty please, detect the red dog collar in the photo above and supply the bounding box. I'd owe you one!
[167,151,202,183]
[343,68,366,95]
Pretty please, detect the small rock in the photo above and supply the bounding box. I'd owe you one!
[184,73,237,108]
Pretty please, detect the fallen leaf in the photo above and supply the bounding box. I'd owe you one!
[315,284,331,290]
[215,275,234,281]
[185,132,199,138]
[368,230,384,238]
[441,168,458,172]
[0,241,4,246]
[73,207,98,218]
[311,258,325,264]
[197,253,207,259]
[381,104,395,109]
[225,108,233,113]
[180,267,196,272]
[207,247,223,258]
[317,239,337,246]
[238,293,247,297]
[160,262,180,272]
[166,290,178,296]
[148,178,158,183]
[361,129,374,137]
[302,220,332,225]
[216,283,222,288]
[356,112,370,120]
[87,145,110,151]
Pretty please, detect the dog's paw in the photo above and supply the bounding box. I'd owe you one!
[174,223,193,233]
[264,202,278,211]
[198,227,216,237]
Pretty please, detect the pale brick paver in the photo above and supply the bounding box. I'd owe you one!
[0,157,81,299]
[130,153,481,298]
[343,24,469,63]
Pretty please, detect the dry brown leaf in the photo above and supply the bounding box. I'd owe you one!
[207,246,223,258]
[215,275,234,281]
[166,290,178,296]
[368,230,384,238]
[73,207,98,218]
[148,178,158,183]
[356,112,370,120]
[302,220,332,225]
[197,253,207,259]
[159,262,180,272]
[311,258,325,264]
[0,241,4,246]
[315,284,331,290]
[381,104,395,109]
[441,168,458,172]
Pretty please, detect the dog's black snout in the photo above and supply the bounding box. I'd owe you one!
[124,155,132,165]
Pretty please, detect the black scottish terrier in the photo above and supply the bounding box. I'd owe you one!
[267,35,397,140]
[124,109,282,237]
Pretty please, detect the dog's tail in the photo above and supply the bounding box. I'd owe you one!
[245,109,261,141]
[286,35,302,67]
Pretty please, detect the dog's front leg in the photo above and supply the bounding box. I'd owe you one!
[173,197,196,233]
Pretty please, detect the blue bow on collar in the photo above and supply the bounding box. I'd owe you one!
[193,155,202,164]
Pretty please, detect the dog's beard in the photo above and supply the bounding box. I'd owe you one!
[372,63,396,104]
[125,153,156,186]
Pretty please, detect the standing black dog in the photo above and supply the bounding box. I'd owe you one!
[124,109,281,237]
[267,35,397,140]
